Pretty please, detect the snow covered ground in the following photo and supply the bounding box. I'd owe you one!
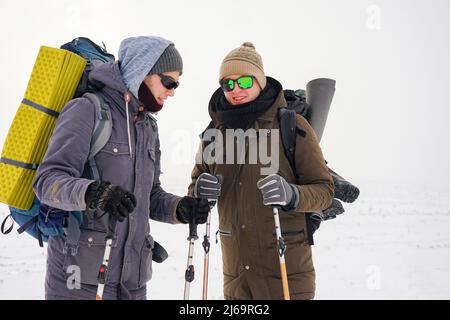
[1,178,449,300]
[1,0,449,302]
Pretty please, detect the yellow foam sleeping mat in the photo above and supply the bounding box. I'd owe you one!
[0,46,86,210]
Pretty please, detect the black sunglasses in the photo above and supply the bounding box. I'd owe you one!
[158,74,179,90]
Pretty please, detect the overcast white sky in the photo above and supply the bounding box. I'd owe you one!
[0,0,449,187]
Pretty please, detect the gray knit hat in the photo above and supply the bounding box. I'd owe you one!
[148,44,183,75]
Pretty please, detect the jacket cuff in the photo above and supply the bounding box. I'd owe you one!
[173,197,186,224]
[281,184,300,212]
[291,184,300,209]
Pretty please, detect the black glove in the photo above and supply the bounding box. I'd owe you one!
[311,199,345,221]
[176,196,210,224]
[85,181,137,222]
[329,168,360,203]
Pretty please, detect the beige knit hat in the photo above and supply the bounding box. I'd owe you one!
[219,42,266,89]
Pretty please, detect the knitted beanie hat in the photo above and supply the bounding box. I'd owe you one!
[219,42,266,89]
[148,44,183,75]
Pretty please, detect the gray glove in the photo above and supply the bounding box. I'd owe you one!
[256,174,299,211]
[194,173,222,200]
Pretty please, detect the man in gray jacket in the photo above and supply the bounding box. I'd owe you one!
[33,36,209,300]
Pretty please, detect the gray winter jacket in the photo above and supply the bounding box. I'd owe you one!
[33,38,182,299]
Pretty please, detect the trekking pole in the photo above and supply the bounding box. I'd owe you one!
[96,216,117,300]
[183,202,198,300]
[272,207,290,300]
[201,201,215,300]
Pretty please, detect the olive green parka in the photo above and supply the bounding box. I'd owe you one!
[188,78,333,299]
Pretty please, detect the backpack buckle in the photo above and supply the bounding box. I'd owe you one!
[63,241,79,256]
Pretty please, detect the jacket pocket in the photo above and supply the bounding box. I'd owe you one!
[63,229,117,286]
[217,228,240,277]
[146,147,157,185]
[271,228,314,277]
[214,229,232,244]
[95,141,133,181]
[273,229,306,240]
[218,229,232,236]
[99,141,131,156]
[138,234,154,287]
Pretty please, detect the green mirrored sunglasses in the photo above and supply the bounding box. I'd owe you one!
[221,76,254,92]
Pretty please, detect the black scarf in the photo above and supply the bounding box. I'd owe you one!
[214,79,279,130]
[138,82,163,113]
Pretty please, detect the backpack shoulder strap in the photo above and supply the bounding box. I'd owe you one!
[61,92,111,255]
[278,108,298,179]
[83,92,112,180]
[63,212,81,256]
[278,107,309,181]
[279,107,316,246]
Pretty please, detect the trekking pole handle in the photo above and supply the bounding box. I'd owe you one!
[188,201,199,240]
[189,221,198,240]
[106,216,117,240]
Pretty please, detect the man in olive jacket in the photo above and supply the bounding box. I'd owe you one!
[188,42,334,300]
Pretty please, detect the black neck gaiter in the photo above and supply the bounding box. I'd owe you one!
[138,82,163,113]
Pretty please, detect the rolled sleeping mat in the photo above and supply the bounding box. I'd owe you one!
[305,78,360,203]
[0,46,86,210]
[305,78,336,143]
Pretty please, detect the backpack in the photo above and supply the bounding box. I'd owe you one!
[278,89,360,242]
[276,90,322,244]
[1,37,114,255]
[61,37,115,97]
